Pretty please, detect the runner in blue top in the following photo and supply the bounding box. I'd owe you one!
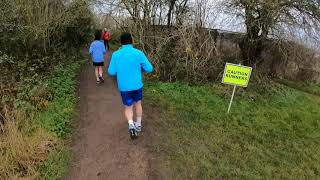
[108,32,153,139]
[89,30,106,84]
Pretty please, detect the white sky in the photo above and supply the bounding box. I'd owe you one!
[91,0,320,49]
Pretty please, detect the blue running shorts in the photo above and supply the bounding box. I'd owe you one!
[120,88,143,106]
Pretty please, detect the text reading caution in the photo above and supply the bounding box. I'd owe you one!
[222,63,252,87]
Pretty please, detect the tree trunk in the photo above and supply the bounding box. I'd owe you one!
[239,7,268,66]
[167,0,175,27]
[239,36,265,66]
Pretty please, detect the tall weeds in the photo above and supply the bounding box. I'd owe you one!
[0,0,94,178]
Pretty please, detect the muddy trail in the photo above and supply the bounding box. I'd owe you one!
[65,51,158,180]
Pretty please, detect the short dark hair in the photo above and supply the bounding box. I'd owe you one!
[120,32,133,45]
[94,30,102,40]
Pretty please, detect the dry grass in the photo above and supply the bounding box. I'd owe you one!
[128,25,239,83]
[0,59,82,179]
[0,112,58,179]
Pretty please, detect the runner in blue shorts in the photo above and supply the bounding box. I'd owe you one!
[89,30,106,84]
[108,32,153,139]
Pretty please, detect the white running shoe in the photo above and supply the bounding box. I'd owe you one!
[128,124,138,139]
[134,122,142,133]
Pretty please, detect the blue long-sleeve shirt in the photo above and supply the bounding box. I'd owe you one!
[89,40,106,63]
[108,44,153,92]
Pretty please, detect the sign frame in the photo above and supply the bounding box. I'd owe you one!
[222,63,252,88]
[221,63,253,113]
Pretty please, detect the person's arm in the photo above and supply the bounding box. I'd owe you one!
[88,43,93,64]
[89,43,93,55]
[108,54,117,76]
[140,51,153,73]
[101,32,105,40]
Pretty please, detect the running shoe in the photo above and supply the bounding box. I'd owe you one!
[134,122,142,133]
[99,76,104,83]
[128,124,138,139]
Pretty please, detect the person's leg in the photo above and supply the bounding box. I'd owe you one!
[98,66,104,83]
[95,66,99,82]
[121,91,135,127]
[125,105,138,139]
[121,91,138,139]
[124,105,134,125]
[98,66,103,77]
[132,88,143,131]
[106,40,110,50]
[104,40,107,49]
[134,100,143,131]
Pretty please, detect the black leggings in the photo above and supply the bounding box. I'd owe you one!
[104,40,109,50]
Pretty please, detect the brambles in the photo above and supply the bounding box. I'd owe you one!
[0,0,93,178]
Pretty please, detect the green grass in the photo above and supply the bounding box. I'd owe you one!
[36,61,84,179]
[0,54,84,179]
[35,62,82,138]
[278,79,320,96]
[145,81,320,180]
[39,146,71,180]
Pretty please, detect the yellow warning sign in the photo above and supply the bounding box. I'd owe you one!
[222,63,252,87]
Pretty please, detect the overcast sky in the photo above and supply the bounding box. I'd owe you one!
[91,0,319,49]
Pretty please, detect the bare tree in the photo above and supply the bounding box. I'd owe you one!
[226,0,320,66]
[167,0,176,26]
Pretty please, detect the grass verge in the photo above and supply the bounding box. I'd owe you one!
[37,61,83,179]
[278,79,320,96]
[145,80,320,179]
[0,60,83,179]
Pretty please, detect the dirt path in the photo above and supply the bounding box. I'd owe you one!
[65,52,156,180]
